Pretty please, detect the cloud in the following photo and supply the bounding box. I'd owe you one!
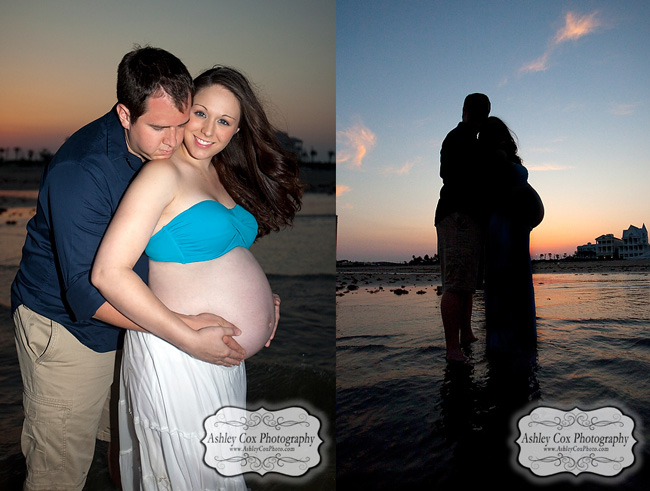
[412,116,433,127]
[527,147,554,154]
[382,158,418,176]
[519,11,601,75]
[609,103,636,116]
[554,11,601,44]
[526,163,573,171]
[336,121,376,168]
[336,185,352,197]
[520,53,550,74]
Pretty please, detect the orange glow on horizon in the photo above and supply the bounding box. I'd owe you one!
[337,224,619,262]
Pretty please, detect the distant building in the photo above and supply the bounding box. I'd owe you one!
[621,224,650,259]
[595,234,623,259]
[576,242,597,259]
[577,223,649,260]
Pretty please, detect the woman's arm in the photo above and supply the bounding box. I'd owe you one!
[92,160,245,365]
[93,302,245,365]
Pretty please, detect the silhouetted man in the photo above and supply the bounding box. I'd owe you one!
[434,93,491,362]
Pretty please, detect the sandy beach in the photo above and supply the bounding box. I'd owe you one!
[339,259,650,276]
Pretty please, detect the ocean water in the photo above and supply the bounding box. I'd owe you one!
[0,193,336,490]
[337,271,650,490]
[246,208,336,490]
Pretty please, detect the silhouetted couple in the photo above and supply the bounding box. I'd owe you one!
[435,93,544,363]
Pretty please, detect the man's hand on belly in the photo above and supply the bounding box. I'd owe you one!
[176,312,246,365]
[190,325,247,366]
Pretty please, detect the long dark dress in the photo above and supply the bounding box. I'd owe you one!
[484,162,538,357]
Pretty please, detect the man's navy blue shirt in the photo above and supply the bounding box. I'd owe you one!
[11,107,149,352]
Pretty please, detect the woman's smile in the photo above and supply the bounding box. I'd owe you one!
[193,135,214,148]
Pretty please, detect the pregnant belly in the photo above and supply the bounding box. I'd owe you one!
[148,247,275,359]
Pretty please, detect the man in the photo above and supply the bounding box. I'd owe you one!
[11,46,246,490]
[434,93,491,363]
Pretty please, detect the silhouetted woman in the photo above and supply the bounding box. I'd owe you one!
[479,116,543,358]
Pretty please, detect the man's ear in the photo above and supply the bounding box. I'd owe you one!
[116,104,132,130]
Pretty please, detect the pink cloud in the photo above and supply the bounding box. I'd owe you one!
[337,121,376,168]
[554,11,601,44]
[519,11,602,75]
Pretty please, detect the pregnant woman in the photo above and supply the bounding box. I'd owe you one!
[479,116,543,359]
[92,66,301,490]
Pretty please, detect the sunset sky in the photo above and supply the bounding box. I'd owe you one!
[337,0,650,262]
[0,0,335,160]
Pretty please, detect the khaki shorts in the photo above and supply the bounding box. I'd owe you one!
[436,212,482,293]
[14,305,118,491]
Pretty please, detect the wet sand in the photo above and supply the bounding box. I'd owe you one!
[337,259,650,297]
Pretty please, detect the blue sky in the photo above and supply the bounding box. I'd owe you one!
[336,0,650,262]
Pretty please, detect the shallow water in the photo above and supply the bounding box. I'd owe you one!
[337,272,650,489]
[1,208,336,490]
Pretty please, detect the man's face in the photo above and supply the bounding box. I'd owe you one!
[117,93,191,161]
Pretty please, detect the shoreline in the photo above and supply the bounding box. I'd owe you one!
[337,260,650,297]
[0,160,335,209]
[337,258,650,276]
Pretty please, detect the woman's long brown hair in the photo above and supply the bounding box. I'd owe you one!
[194,66,303,237]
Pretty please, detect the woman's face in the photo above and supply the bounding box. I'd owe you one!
[184,84,241,160]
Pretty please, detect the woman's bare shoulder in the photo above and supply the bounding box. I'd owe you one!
[140,158,182,177]
[136,158,183,189]
[123,159,182,209]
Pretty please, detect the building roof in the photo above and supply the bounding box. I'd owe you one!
[622,223,647,239]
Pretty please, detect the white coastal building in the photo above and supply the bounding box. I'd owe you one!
[576,242,597,258]
[580,224,649,259]
[595,234,623,259]
[621,224,650,259]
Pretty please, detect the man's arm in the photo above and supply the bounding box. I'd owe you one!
[93,301,246,366]
[47,160,245,364]
[46,161,114,321]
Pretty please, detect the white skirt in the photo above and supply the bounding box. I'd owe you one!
[119,330,248,491]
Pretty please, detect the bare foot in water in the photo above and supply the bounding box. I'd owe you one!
[461,332,478,345]
[446,348,469,364]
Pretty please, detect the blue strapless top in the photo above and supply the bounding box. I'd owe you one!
[145,200,258,263]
